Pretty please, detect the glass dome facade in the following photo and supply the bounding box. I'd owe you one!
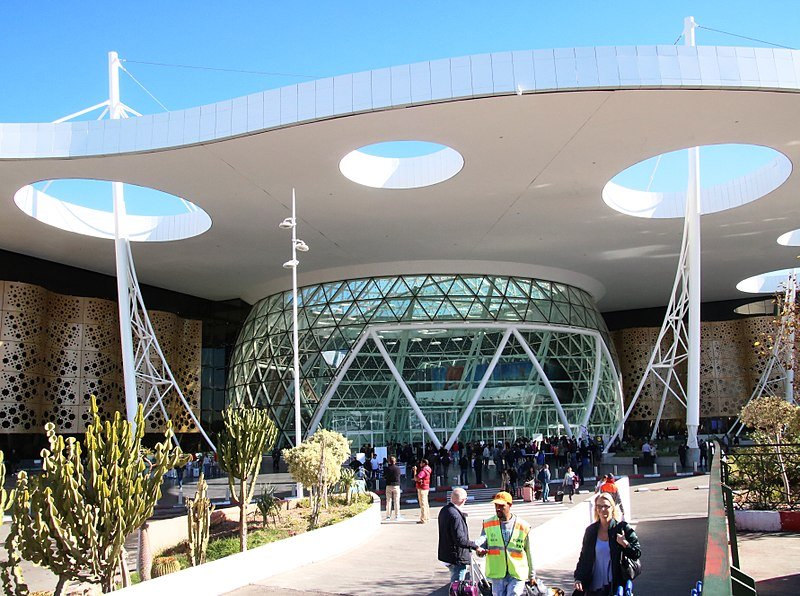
[228,274,622,448]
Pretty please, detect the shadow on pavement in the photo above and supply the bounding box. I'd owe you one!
[757,573,800,595]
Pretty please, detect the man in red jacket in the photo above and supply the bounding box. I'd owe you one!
[413,458,433,524]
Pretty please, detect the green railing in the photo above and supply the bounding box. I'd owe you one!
[702,442,757,595]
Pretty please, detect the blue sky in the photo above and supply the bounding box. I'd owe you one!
[2,2,796,121]
[2,2,798,210]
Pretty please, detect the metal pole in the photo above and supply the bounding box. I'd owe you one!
[108,51,139,426]
[786,279,796,403]
[684,16,701,451]
[291,189,304,499]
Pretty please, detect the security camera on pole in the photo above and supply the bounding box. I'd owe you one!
[280,189,309,499]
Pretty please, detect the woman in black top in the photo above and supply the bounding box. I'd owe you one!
[574,492,641,595]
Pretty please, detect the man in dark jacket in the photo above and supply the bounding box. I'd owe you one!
[438,487,485,583]
[384,456,403,521]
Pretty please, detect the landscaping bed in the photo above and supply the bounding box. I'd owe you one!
[156,493,372,571]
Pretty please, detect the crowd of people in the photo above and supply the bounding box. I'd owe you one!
[350,435,604,491]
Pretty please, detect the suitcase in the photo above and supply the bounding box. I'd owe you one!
[554,490,564,502]
[522,485,534,502]
[470,556,492,596]
[449,579,479,596]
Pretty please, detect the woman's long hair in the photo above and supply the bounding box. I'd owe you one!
[593,491,622,522]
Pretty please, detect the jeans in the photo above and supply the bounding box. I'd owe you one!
[541,482,550,501]
[491,575,526,596]
[385,484,401,519]
[417,488,430,522]
[449,564,467,583]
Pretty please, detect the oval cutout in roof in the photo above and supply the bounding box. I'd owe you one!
[339,141,464,189]
[603,144,791,219]
[14,179,211,242]
[737,268,800,294]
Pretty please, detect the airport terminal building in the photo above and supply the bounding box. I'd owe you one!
[1,43,799,452]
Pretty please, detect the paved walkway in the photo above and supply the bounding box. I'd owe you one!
[229,475,710,596]
[6,463,800,594]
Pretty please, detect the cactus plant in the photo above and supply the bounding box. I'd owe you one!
[186,473,214,566]
[0,450,30,596]
[9,397,185,594]
[137,522,153,582]
[216,408,278,552]
[255,484,281,528]
[338,467,355,505]
[150,556,180,578]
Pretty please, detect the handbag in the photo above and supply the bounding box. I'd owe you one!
[617,521,641,580]
[620,552,641,580]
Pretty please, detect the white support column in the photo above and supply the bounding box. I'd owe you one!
[371,331,442,448]
[445,328,512,450]
[108,51,138,426]
[580,334,603,427]
[306,331,371,437]
[786,280,796,403]
[684,16,702,451]
[511,328,573,437]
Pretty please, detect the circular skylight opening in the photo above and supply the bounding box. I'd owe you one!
[603,144,791,219]
[777,229,800,246]
[339,141,464,189]
[14,179,211,242]
[734,299,775,316]
[736,268,800,294]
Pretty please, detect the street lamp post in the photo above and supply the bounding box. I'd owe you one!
[280,188,309,499]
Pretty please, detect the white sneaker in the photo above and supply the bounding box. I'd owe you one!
[385,516,392,521]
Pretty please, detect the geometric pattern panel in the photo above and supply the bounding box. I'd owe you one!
[228,274,621,446]
[0,280,201,433]
[611,316,774,421]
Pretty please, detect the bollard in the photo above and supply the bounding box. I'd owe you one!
[594,466,599,478]
[696,580,703,594]
[614,464,618,476]
[691,590,698,596]
[654,463,658,475]
[437,475,442,486]
[626,579,633,596]
[633,464,638,475]
[673,462,678,474]
[616,587,624,596]
[693,461,698,473]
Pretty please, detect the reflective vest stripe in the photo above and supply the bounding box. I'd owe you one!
[484,520,501,528]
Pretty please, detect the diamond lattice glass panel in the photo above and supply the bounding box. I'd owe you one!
[228,274,622,447]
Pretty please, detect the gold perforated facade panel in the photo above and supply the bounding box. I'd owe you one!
[611,317,775,421]
[0,281,201,433]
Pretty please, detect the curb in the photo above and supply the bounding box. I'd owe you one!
[735,509,800,532]
[118,495,382,594]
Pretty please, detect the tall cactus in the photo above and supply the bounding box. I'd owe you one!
[0,451,29,596]
[10,397,185,594]
[186,472,214,566]
[216,408,278,552]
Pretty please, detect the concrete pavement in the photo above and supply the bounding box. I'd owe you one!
[229,475,712,595]
[5,460,800,594]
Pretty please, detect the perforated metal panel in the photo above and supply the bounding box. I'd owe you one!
[0,281,201,433]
